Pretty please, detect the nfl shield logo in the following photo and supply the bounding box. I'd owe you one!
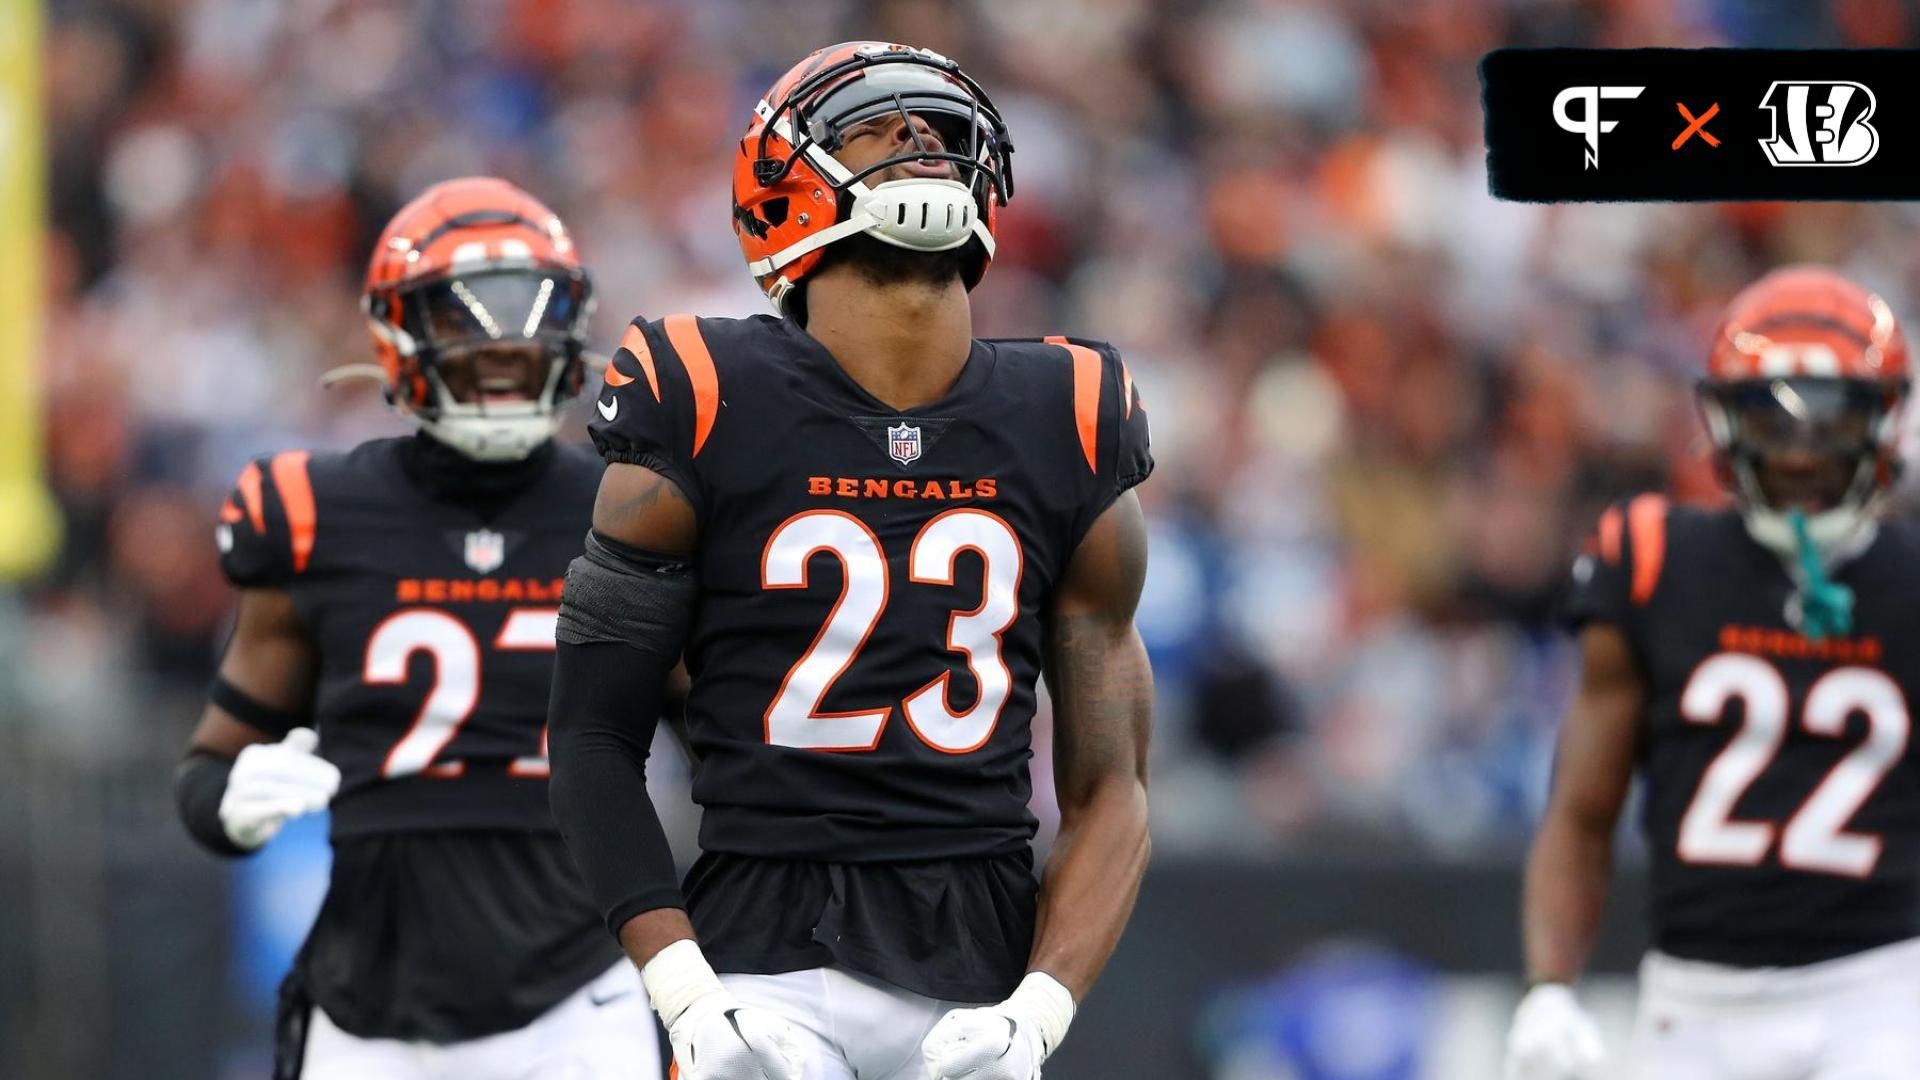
[887,422,922,466]
[464,529,506,575]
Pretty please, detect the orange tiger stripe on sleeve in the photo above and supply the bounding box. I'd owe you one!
[663,314,720,458]
[269,450,318,573]
[236,462,267,535]
[1597,505,1623,566]
[1627,494,1669,606]
[613,323,660,402]
[1045,335,1102,473]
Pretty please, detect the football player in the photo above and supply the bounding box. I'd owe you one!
[546,41,1155,1080]
[1506,266,1920,1080]
[173,177,661,1080]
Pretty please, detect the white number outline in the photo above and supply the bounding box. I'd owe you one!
[1783,667,1909,877]
[760,508,1023,753]
[1676,653,1910,877]
[903,509,1024,754]
[761,510,894,751]
[370,606,556,779]
[496,608,560,778]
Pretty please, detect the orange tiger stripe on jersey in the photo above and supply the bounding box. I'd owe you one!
[664,314,720,457]
[1046,336,1101,472]
[1597,505,1623,566]
[270,450,318,573]
[219,498,245,524]
[237,462,266,535]
[614,323,660,401]
[1628,493,1669,605]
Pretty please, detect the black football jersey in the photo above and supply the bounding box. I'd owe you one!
[217,436,618,1040]
[589,314,1152,864]
[219,436,603,837]
[1566,496,1920,967]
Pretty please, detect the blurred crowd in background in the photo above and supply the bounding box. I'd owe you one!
[24,0,1920,866]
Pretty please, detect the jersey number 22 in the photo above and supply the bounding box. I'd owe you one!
[1678,653,1909,877]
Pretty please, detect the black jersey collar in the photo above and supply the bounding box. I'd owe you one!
[399,431,555,518]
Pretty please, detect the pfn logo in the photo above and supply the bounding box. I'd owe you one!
[1758,81,1879,166]
[1553,85,1645,169]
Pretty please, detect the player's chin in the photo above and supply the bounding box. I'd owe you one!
[1762,487,1847,515]
[1757,474,1851,515]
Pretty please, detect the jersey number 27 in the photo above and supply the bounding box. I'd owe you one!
[366,608,557,778]
[1678,653,1910,877]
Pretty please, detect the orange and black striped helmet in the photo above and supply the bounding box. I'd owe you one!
[733,42,1014,316]
[1697,265,1910,550]
[357,177,594,460]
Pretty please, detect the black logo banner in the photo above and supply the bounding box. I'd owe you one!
[1483,49,1920,201]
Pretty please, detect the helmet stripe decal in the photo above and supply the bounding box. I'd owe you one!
[663,315,720,457]
[270,450,317,574]
[1047,336,1102,473]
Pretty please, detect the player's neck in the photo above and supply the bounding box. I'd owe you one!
[402,431,552,514]
[803,269,972,412]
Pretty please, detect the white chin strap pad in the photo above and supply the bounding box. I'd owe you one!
[854,178,979,252]
[1743,502,1875,564]
[420,414,558,462]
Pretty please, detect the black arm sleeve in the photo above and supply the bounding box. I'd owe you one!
[547,531,698,936]
[175,752,248,858]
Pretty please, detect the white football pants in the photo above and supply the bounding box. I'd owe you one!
[1633,936,1920,1080]
[303,961,662,1079]
[717,966,987,1080]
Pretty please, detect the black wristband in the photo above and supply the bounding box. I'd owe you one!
[175,752,248,857]
[209,676,307,738]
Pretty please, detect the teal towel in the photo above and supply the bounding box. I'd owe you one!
[1790,510,1855,641]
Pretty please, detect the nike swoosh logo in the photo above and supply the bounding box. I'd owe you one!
[597,397,618,422]
[589,985,636,1007]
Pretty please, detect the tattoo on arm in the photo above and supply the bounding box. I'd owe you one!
[1048,612,1153,799]
[1047,491,1154,797]
[591,464,698,555]
[1028,493,1154,996]
[594,469,683,529]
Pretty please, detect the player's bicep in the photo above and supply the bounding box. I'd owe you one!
[1045,491,1153,802]
[590,463,698,557]
[1547,622,1646,831]
[190,588,317,756]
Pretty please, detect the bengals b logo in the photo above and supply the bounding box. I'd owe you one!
[1758,81,1879,167]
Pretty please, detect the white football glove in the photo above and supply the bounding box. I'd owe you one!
[1505,982,1606,1080]
[922,972,1076,1080]
[218,727,340,850]
[643,940,807,1080]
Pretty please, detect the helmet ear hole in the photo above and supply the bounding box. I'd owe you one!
[761,198,790,227]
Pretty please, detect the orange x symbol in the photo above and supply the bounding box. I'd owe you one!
[1673,102,1720,149]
